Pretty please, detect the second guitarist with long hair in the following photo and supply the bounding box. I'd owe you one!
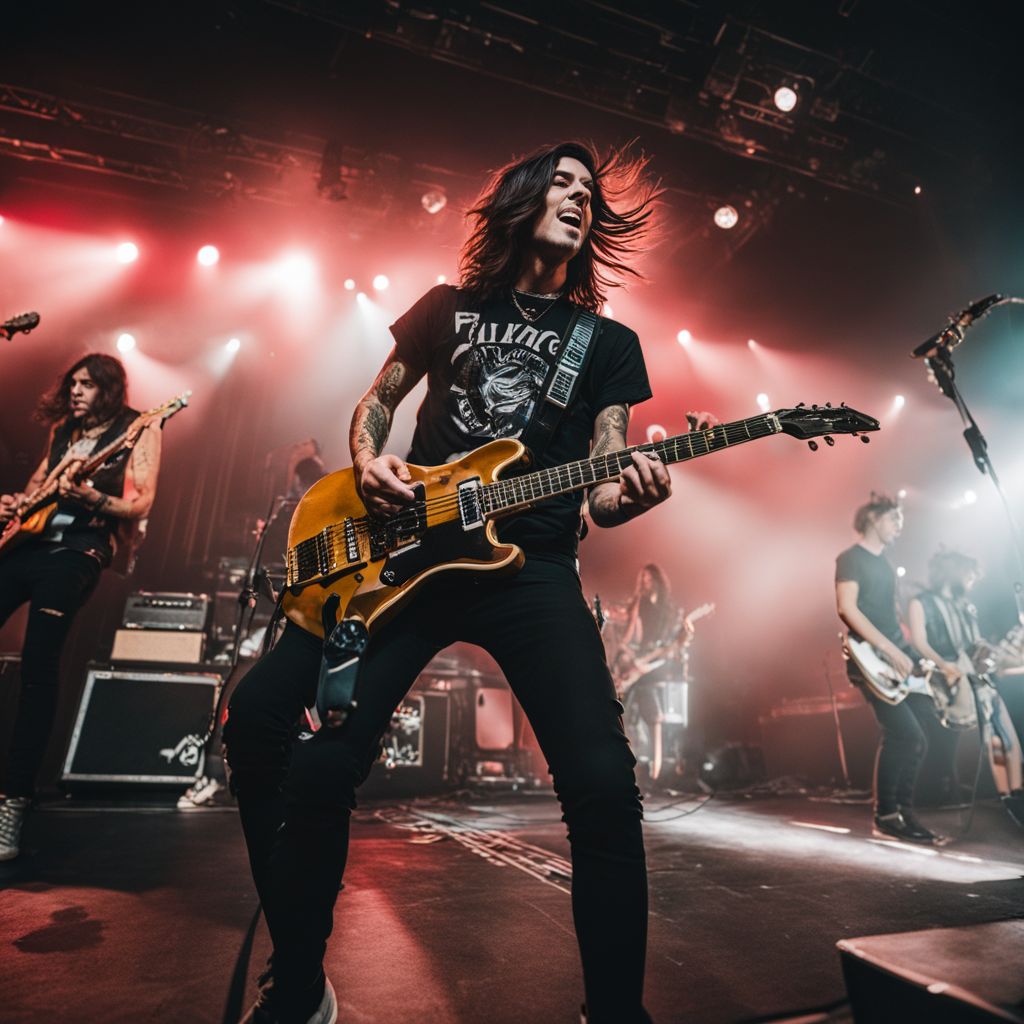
[225,142,668,1024]
[0,353,161,861]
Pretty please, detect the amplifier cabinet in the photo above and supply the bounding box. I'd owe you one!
[122,591,210,632]
[111,629,205,664]
[62,665,221,785]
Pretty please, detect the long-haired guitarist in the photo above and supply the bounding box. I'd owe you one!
[224,142,668,1024]
[835,492,943,844]
[0,353,161,860]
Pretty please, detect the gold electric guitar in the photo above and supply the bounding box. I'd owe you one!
[0,392,190,559]
[282,404,879,639]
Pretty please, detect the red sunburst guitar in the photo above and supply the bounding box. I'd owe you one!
[282,404,879,644]
[0,392,190,560]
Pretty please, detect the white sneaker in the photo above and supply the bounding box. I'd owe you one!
[176,776,224,809]
[0,797,30,860]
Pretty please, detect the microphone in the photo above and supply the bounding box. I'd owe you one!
[0,311,41,340]
[911,294,1004,358]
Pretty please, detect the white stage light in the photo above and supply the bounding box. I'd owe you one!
[897,488,908,500]
[756,393,771,412]
[343,278,356,291]
[437,274,447,285]
[116,242,139,264]
[372,274,390,291]
[356,291,369,304]
[893,394,905,411]
[914,185,923,195]
[773,85,798,113]
[747,338,758,350]
[677,329,692,346]
[197,245,220,267]
[116,333,136,352]
[896,566,906,578]
[714,205,739,230]
[963,490,977,506]
[421,189,447,215]
[226,337,241,354]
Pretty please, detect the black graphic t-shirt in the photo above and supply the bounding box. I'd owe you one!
[390,285,652,560]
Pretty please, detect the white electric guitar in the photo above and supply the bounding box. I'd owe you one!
[842,635,936,705]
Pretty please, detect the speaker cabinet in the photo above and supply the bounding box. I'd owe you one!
[61,665,221,786]
[111,629,206,664]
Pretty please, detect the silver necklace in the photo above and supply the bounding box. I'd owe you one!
[511,289,562,324]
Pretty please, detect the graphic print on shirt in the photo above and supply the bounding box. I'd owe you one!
[449,311,563,439]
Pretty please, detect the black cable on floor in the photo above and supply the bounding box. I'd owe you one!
[221,903,263,1024]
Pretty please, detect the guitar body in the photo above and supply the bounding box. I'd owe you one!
[282,439,531,638]
[0,502,57,558]
[844,637,935,706]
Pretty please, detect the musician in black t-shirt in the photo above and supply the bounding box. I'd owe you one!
[0,354,161,861]
[835,493,943,844]
[226,142,667,1024]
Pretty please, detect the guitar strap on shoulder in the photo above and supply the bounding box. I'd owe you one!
[521,307,603,461]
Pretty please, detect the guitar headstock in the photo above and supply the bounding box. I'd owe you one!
[0,311,41,340]
[775,404,880,451]
[141,391,192,425]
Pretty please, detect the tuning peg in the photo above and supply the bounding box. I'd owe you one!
[797,401,806,408]
[824,435,835,447]
[808,440,819,452]
[860,435,870,444]
[825,401,832,409]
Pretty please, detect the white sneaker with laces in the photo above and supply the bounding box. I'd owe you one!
[0,797,30,861]
[176,776,224,809]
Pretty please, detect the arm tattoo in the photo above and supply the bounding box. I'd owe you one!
[590,404,629,458]
[375,361,406,411]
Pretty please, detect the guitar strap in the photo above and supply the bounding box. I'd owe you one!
[520,307,603,461]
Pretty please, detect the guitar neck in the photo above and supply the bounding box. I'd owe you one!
[482,411,782,515]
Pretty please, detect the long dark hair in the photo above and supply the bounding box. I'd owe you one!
[459,141,661,312]
[630,563,674,642]
[35,353,128,426]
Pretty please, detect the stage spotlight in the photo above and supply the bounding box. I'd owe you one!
[0,214,5,226]
[896,566,906,578]
[343,278,356,291]
[897,488,908,500]
[893,394,905,411]
[356,291,368,304]
[197,245,220,267]
[646,424,667,444]
[714,205,739,230]
[226,337,241,354]
[116,332,136,352]
[677,329,692,346]
[437,274,447,285]
[747,338,758,350]
[963,489,977,506]
[913,185,922,195]
[756,393,771,412]
[421,188,447,215]
[372,274,390,291]
[116,242,139,264]
[773,85,799,113]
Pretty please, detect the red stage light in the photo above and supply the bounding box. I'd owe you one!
[197,245,220,266]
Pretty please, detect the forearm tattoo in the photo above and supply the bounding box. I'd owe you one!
[351,401,391,462]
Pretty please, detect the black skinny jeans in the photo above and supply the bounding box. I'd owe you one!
[0,541,101,797]
[224,554,652,1024]
[859,685,935,815]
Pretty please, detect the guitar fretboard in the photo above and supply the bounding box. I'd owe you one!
[481,412,781,515]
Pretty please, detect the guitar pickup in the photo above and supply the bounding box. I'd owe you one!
[457,478,484,530]
[343,518,360,563]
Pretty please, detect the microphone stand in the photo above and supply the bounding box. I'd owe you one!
[922,301,1024,621]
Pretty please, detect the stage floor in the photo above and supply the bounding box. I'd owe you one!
[2,789,1022,1023]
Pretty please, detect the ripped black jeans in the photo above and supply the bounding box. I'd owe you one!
[0,541,101,797]
[224,554,652,1024]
